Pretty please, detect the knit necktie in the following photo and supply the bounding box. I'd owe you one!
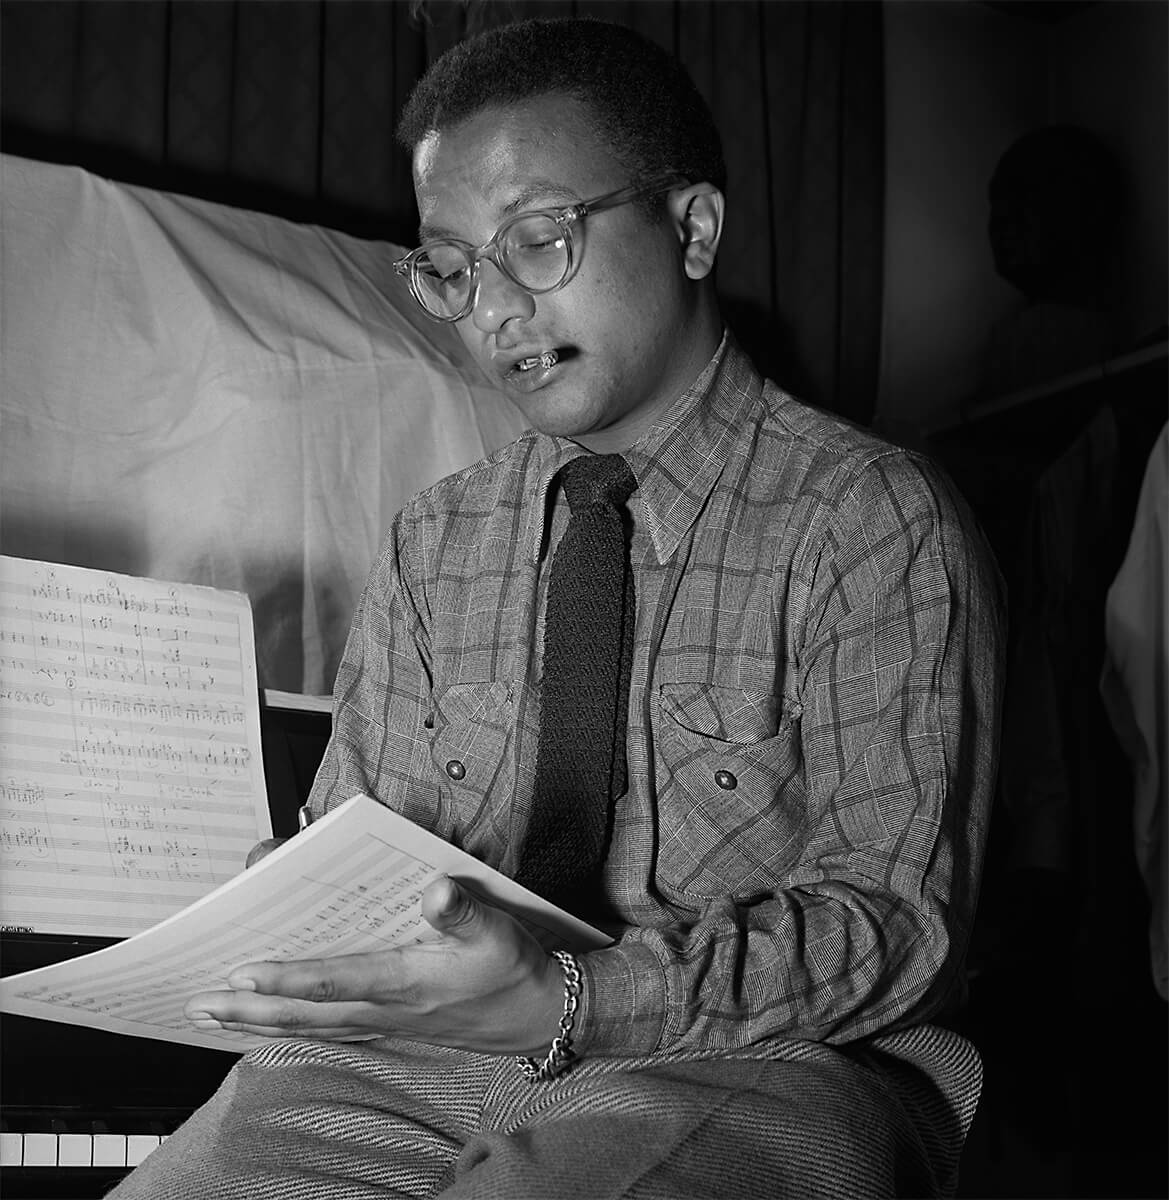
[515,453,638,905]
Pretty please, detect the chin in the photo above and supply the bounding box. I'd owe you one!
[517,395,601,440]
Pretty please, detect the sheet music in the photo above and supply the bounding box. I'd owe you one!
[0,794,611,1052]
[0,556,272,936]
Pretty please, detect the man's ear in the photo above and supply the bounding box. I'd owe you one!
[667,183,725,281]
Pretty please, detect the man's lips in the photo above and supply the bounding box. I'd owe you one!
[495,346,558,373]
[493,346,574,387]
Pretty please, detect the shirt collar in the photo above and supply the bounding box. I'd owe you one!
[525,330,762,565]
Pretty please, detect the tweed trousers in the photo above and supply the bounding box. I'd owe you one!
[105,1025,977,1199]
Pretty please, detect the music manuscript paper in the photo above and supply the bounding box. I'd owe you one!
[0,556,271,936]
[0,793,610,1051]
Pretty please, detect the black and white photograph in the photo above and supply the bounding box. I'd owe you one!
[1,2,1165,1198]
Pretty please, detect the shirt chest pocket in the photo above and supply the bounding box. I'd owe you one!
[427,680,521,853]
[653,683,806,902]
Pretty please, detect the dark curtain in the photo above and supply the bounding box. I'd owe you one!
[0,0,427,242]
[1,0,883,422]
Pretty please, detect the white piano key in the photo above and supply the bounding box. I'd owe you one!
[58,1132,94,1167]
[23,1132,58,1167]
[126,1134,161,1166]
[93,1133,128,1168]
[0,1131,23,1167]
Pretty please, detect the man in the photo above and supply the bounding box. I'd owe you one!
[110,18,1003,1199]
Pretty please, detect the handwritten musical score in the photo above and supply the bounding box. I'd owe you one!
[0,794,610,1051]
[0,556,272,936]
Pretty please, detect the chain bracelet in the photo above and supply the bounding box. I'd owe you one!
[516,949,581,1082]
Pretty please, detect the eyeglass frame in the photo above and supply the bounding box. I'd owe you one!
[392,173,689,323]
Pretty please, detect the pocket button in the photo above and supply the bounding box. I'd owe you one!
[714,769,738,790]
[445,759,466,780]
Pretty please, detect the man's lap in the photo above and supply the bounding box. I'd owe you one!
[105,1034,943,1199]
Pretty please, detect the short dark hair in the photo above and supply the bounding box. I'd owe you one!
[396,17,726,199]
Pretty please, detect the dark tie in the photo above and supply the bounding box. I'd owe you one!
[515,453,638,905]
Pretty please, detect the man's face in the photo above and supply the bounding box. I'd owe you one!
[412,95,708,451]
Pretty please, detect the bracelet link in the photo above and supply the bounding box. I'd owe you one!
[516,949,581,1082]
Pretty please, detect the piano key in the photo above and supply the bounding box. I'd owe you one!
[93,1132,129,1167]
[0,1130,23,1167]
[59,1131,95,1166]
[126,1133,161,1166]
[23,1131,58,1166]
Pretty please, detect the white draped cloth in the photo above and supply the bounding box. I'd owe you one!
[0,155,526,695]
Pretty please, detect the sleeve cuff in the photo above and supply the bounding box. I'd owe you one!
[571,939,668,1056]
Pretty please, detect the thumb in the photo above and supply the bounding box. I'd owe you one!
[421,876,481,937]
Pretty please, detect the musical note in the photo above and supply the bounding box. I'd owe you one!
[0,556,272,936]
[0,795,610,1051]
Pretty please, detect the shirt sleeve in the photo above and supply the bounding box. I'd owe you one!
[305,507,439,828]
[573,452,1006,1054]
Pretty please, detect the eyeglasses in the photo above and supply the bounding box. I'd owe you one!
[393,174,686,322]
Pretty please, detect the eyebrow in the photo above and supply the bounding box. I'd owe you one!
[416,179,582,245]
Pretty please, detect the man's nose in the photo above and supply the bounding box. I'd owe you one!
[471,259,535,332]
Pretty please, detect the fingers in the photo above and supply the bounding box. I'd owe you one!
[192,1014,373,1040]
[225,953,399,1002]
[184,989,375,1039]
[188,1015,363,1039]
[182,879,520,1046]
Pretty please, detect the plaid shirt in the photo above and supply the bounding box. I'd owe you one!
[308,335,1005,1056]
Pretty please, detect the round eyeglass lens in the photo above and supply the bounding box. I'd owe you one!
[498,214,570,291]
[413,243,475,319]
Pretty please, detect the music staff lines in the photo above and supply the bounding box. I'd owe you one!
[0,575,239,624]
[1,648,247,691]
[2,736,253,776]
[0,602,241,652]
[9,851,435,1018]
[2,878,233,905]
[6,692,248,725]
[0,778,251,808]
[0,801,254,829]
[0,556,272,938]
[7,710,249,748]
[0,757,255,790]
[1,817,254,846]
[5,715,252,756]
[0,614,240,653]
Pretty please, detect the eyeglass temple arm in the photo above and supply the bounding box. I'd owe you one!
[393,173,689,265]
[571,174,689,222]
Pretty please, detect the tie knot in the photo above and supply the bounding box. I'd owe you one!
[560,454,637,514]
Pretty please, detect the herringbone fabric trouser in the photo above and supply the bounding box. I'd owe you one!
[105,1025,978,1199]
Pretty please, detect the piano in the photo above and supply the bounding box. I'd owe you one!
[1,694,331,1199]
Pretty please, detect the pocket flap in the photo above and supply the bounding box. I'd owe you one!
[432,680,511,730]
[657,684,779,744]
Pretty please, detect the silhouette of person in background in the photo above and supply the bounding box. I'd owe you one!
[981,124,1125,397]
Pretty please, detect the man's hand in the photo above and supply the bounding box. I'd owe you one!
[182,877,565,1056]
